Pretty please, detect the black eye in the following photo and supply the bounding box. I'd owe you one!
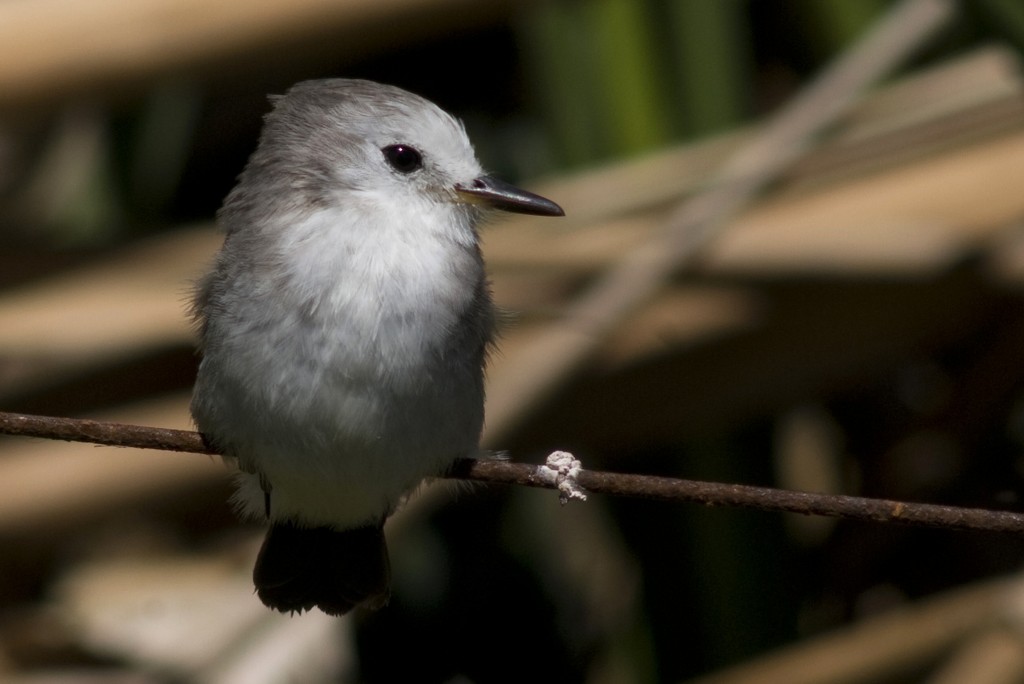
[382,144,423,174]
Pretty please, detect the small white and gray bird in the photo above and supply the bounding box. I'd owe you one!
[190,79,563,615]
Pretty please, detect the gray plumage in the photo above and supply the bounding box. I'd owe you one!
[190,79,562,615]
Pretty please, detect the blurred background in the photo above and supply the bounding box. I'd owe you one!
[4,0,1024,682]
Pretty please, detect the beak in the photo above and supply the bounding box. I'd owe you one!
[455,175,564,217]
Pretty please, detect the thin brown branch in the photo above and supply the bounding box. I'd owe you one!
[456,461,1024,534]
[2,410,1023,534]
[0,410,214,455]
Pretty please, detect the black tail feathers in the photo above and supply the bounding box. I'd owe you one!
[253,521,390,616]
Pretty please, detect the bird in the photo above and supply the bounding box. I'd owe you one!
[189,79,564,616]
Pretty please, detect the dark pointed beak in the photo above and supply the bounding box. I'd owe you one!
[455,175,564,217]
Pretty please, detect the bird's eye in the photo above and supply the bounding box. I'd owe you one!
[382,144,423,174]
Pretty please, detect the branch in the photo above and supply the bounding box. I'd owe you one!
[0,410,214,454]
[3,410,1023,534]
